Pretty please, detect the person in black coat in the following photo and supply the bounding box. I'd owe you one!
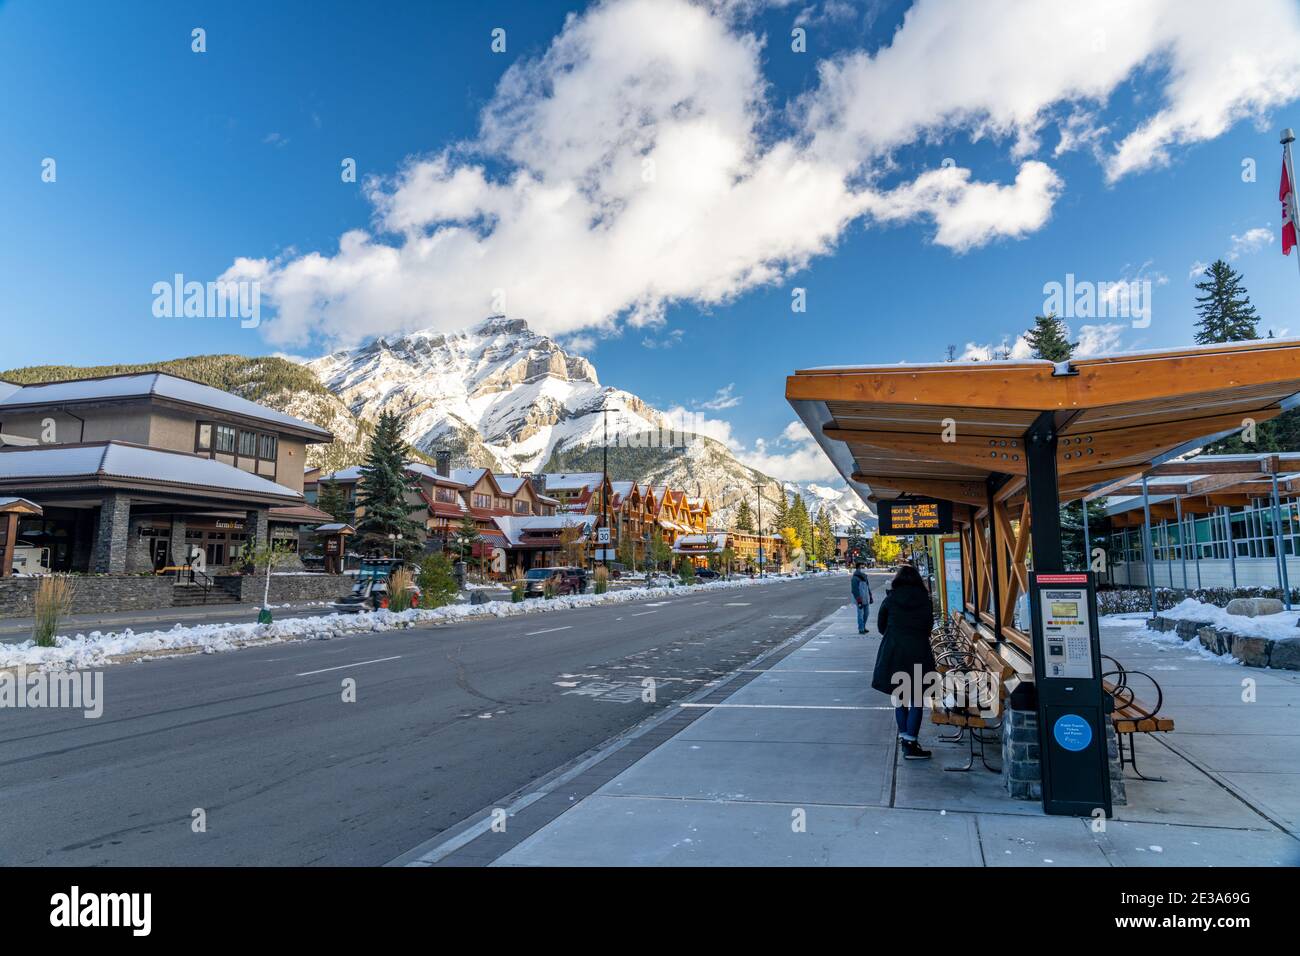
[871,564,937,759]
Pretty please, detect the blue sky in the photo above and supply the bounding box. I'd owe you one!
[3,0,1299,481]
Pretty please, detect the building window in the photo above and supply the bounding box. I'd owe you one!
[473,493,491,509]
[515,501,530,514]
[436,487,457,504]
[214,425,237,453]
[259,433,277,460]
[197,423,212,450]
[238,430,257,457]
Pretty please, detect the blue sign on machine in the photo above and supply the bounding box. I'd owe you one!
[1052,713,1093,752]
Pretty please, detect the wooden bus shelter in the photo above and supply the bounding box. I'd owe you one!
[788,339,1300,703]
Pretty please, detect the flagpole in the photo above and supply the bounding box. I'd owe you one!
[1284,128,1300,278]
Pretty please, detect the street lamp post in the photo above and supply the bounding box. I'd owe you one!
[388,533,403,559]
[756,482,765,579]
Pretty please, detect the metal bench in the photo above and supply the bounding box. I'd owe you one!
[1102,654,1174,781]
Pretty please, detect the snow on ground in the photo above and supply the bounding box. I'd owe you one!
[1099,606,1253,664]
[0,572,833,670]
[1149,598,1300,640]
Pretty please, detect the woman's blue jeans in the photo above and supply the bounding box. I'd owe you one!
[894,705,924,741]
[855,602,869,632]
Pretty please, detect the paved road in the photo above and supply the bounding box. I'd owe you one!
[0,574,851,865]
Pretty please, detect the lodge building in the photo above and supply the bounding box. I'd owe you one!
[0,372,334,576]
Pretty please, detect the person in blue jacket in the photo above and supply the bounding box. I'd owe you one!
[850,561,872,634]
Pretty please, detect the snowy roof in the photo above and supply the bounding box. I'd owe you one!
[404,461,463,485]
[541,472,603,491]
[0,372,332,440]
[493,513,597,546]
[0,442,302,501]
[0,496,41,512]
[493,475,528,494]
[450,467,488,487]
[314,522,354,534]
[319,465,363,482]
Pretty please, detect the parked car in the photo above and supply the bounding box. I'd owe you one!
[522,566,585,598]
[694,567,720,581]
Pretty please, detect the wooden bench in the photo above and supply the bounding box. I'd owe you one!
[927,616,1009,772]
[1102,655,1174,781]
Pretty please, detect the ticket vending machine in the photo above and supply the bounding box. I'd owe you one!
[1027,571,1112,817]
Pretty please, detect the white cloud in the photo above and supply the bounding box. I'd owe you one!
[1075,322,1125,356]
[231,0,1300,348]
[1188,259,1209,280]
[959,333,1032,361]
[696,383,742,410]
[739,420,843,482]
[1228,226,1273,260]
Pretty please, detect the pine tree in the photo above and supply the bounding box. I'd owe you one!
[733,499,755,533]
[1024,313,1076,362]
[815,509,835,563]
[456,512,482,564]
[356,411,425,557]
[1193,260,1260,344]
[317,480,351,523]
[790,495,812,552]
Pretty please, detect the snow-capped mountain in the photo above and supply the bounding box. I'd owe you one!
[305,316,865,529]
[794,482,877,533]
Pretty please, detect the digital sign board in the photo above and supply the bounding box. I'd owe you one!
[877,497,953,535]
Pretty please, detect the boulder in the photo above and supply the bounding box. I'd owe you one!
[1225,598,1259,617]
[1231,635,1273,668]
[1196,626,1234,656]
[1175,619,1210,641]
[1225,597,1285,617]
[1269,637,1300,671]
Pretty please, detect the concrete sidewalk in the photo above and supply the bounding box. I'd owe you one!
[458,602,1300,867]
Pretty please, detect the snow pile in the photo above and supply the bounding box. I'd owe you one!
[0,572,823,670]
[1155,598,1300,641]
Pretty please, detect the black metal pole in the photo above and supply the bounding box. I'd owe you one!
[1025,411,1063,572]
[602,407,609,572]
[756,484,764,578]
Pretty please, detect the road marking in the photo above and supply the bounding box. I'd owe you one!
[296,655,402,677]
[643,602,670,607]
[723,602,751,606]
[525,625,573,636]
[630,610,657,617]
[679,703,891,711]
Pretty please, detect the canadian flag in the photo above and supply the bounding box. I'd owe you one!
[1283,155,1297,256]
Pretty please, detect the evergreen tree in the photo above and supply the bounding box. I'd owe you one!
[815,510,835,563]
[733,499,755,533]
[1193,260,1260,344]
[455,512,482,565]
[790,495,812,552]
[1023,313,1076,362]
[355,411,425,557]
[317,480,351,523]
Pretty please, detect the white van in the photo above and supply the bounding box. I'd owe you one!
[11,543,50,575]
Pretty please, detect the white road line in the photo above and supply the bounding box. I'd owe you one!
[630,610,658,617]
[296,656,402,677]
[723,602,751,606]
[679,703,891,711]
[525,625,573,636]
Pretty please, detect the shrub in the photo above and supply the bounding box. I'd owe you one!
[387,567,415,612]
[678,558,695,585]
[511,579,525,603]
[543,577,557,599]
[593,565,609,595]
[33,574,76,647]
[417,554,459,609]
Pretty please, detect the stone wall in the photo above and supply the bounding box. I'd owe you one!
[0,574,175,618]
[1146,615,1300,670]
[213,573,350,606]
[1001,707,1126,807]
